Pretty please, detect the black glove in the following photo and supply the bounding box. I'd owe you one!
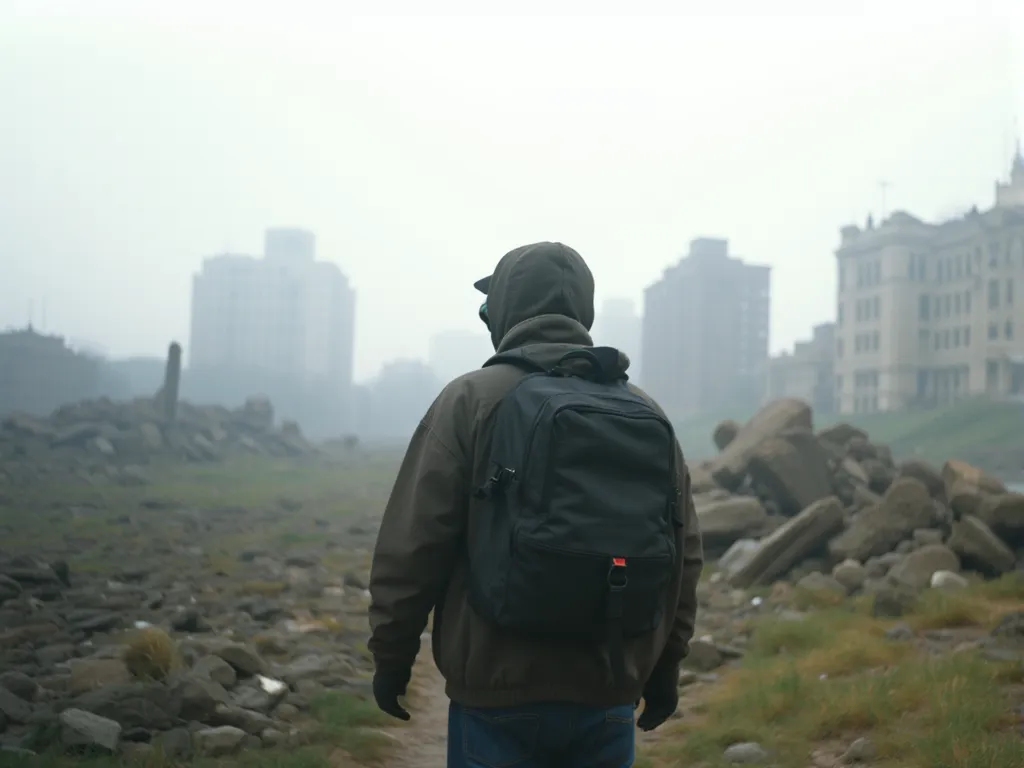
[636,660,679,732]
[372,665,412,721]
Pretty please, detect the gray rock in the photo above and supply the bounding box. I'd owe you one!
[888,544,960,590]
[682,640,724,672]
[797,572,847,597]
[193,655,238,689]
[724,741,769,763]
[840,736,877,763]
[829,478,935,562]
[172,675,230,721]
[193,725,247,757]
[60,708,121,752]
[729,497,845,588]
[209,703,275,735]
[831,559,867,593]
[948,516,1016,576]
[214,643,266,676]
[0,673,38,703]
[0,686,32,724]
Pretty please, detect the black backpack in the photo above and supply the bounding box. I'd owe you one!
[468,345,680,685]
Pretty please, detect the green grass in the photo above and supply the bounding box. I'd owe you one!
[0,454,401,575]
[640,574,1024,768]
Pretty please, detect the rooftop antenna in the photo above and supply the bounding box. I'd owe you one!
[27,299,34,331]
[878,180,892,220]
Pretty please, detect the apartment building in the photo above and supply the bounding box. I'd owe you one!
[188,228,356,425]
[591,298,643,383]
[766,323,836,414]
[834,151,1024,414]
[642,238,771,420]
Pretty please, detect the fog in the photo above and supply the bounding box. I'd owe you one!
[1,0,1022,438]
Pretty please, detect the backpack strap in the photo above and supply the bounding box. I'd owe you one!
[484,345,628,384]
[607,557,629,687]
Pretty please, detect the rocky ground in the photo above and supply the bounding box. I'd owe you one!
[0,453,398,766]
[0,394,1022,767]
[0,395,323,488]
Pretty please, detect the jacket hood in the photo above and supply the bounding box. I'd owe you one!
[483,241,596,350]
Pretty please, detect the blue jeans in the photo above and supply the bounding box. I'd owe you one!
[447,700,635,768]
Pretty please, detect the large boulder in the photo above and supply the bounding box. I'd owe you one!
[977,493,1024,546]
[947,516,1016,576]
[888,545,960,590]
[706,399,813,490]
[828,478,935,562]
[747,429,835,516]
[896,459,945,498]
[712,420,741,451]
[728,496,845,588]
[696,496,771,557]
[942,459,1006,496]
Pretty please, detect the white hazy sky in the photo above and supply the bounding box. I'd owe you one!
[1,0,1022,382]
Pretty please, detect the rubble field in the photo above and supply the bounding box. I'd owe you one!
[0,395,1021,767]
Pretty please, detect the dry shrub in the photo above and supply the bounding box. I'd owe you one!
[123,626,179,681]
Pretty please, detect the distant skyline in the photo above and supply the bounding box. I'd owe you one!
[2,1,1022,382]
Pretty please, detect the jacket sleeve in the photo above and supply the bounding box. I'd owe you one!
[367,414,468,673]
[658,455,704,669]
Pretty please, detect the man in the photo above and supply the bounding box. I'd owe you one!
[368,241,703,768]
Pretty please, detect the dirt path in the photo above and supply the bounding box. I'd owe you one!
[379,639,450,767]
[370,638,690,767]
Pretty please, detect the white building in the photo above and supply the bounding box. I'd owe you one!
[834,149,1024,414]
[188,227,356,407]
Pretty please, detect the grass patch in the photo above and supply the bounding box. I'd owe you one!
[643,577,1024,768]
[309,690,392,763]
[909,575,1024,632]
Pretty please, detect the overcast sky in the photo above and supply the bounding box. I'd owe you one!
[2,0,1022,381]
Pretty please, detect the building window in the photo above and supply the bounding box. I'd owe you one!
[943,329,950,348]
[837,339,844,357]
[955,254,963,277]
[1007,321,1014,340]
[837,303,844,325]
[872,296,880,319]
[872,331,880,351]
[919,295,930,320]
[964,326,971,346]
[873,261,881,285]
[1008,278,1014,306]
[965,291,972,313]
[953,328,961,347]
[943,294,951,317]
[954,293,961,314]
[989,322,998,340]
[988,279,999,309]
[918,329,930,349]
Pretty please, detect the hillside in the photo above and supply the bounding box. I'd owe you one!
[675,397,1024,479]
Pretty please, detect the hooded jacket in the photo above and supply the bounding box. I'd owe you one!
[367,242,703,708]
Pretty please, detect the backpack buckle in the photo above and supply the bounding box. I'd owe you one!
[608,557,628,591]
